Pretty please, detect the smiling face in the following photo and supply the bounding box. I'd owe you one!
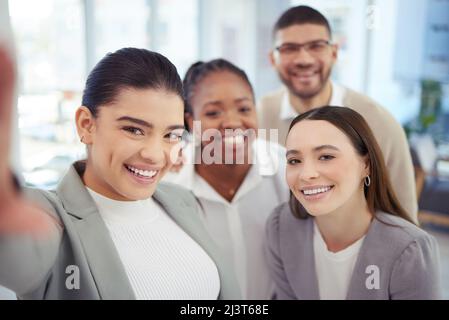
[77,88,184,201]
[285,119,369,217]
[186,70,258,163]
[270,23,337,99]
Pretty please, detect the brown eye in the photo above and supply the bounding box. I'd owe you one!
[123,126,144,136]
[205,110,222,117]
[166,132,182,141]
[319,155,335,161]
[307,40,330,53]
[279,44,298,54]
[287,158,301,165]
[309,43,323,51]
[238,106,252,113]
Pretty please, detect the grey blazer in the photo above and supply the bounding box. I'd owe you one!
[0,162,241,300]
[265,203,442,300]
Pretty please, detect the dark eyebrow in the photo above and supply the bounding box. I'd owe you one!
[235,97,253,103]
[286,145,340,157]
[167,125,186,131]
[279,39,329,47]
[314,145,340,152]
[117,116,184,131]
[286,150,299,157]
[203,100,223,107]
[117,116,152,128]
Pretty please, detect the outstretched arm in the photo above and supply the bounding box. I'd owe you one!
[0,47,62,296]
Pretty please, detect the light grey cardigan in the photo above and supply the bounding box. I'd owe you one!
[0,162,241,300]
[266,202,442,300]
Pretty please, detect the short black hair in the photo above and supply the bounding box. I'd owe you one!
[273,5,332,38]
[82,47,183,117]
[182,59,254,130]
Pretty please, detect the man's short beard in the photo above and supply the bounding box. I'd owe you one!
[279,69,331,100]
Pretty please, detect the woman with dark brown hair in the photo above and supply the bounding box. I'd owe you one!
[0,46,240,300]
[266,106,442,300]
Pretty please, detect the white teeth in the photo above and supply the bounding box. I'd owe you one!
[126,165,157,178]
[303,186,332,195]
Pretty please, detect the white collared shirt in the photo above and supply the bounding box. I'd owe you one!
[280,82,346,120]
[164,139,289,299]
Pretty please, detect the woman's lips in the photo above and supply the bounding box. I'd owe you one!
[124,164,159,185]
[300,185,334,201]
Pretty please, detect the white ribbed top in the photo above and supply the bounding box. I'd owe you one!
[86,188,220,300]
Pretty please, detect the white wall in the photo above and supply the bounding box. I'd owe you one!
[253,0,291,98]
[198,0,291,98]
[367,0,421,123]
[198,0,257,78]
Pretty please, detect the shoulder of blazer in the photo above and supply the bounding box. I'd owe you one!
[267,201,312,247]
[155,181,198,208]
[23,186,63,224]
[369,211,435,256]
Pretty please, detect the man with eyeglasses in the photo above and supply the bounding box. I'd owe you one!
[258,5,418,223]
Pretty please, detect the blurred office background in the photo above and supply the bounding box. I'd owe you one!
[1,0,448,299]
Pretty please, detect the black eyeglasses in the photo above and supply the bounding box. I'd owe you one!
[275,40,332,56]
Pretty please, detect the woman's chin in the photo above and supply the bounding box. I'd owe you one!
[303,206,333,218]
[117,186,156,201]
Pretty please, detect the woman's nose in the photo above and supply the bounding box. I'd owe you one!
[299,160,319,181]
[139,137,166,164]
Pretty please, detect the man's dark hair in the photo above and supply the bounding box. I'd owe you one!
[273,5,332,38]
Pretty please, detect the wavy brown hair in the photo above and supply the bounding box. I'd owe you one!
[287,106,415,225]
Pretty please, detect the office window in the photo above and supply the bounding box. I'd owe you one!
[156,0,199,77]
[93,0,151,64]
[9,0,200,188]
[9,0,86,189]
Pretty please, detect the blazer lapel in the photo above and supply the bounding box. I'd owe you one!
[151,185,198,239]
[56,162,135,300]
[281,214,320,299]
[346,217,387,300]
